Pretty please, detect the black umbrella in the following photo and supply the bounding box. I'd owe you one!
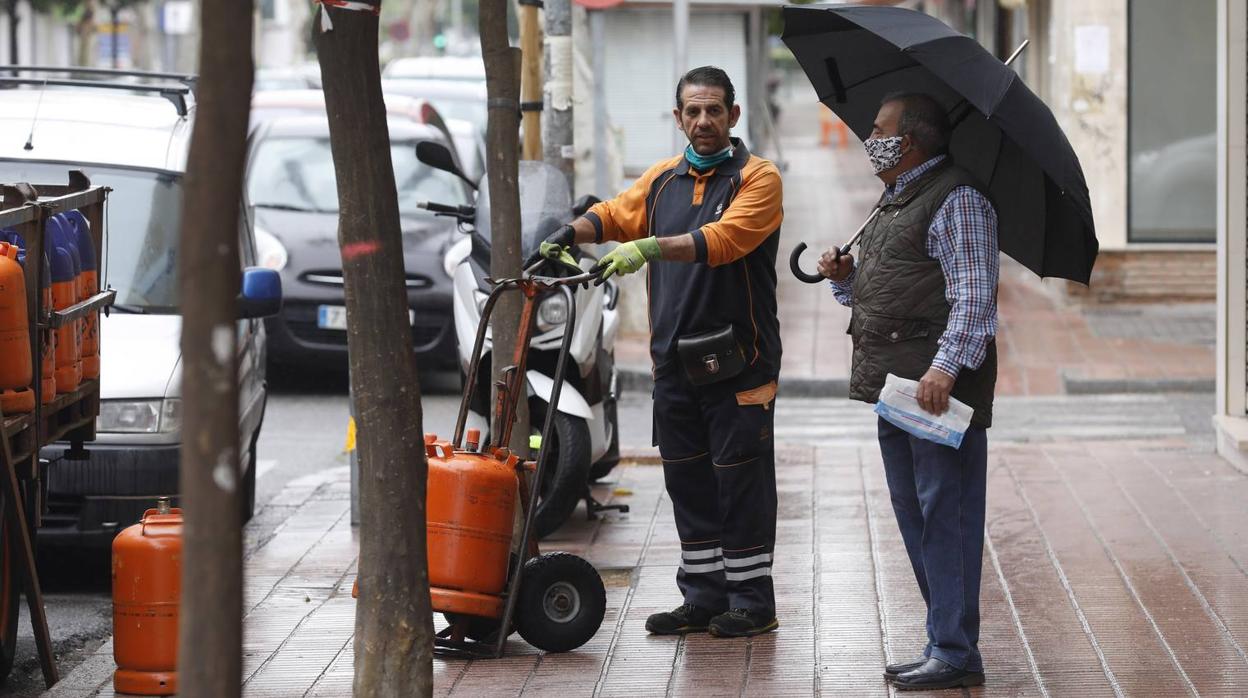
[783,4,1097,284]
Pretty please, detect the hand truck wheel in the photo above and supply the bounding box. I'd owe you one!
[515,552,605,653]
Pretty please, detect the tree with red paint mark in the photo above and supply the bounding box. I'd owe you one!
[312,1,434,695]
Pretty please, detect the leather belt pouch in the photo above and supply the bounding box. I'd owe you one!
[677,326,745,386]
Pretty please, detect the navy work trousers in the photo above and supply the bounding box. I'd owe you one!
[877,417,988,672]
[653,369,778,615]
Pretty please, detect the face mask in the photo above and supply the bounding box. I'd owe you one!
[685,144,734,172]
[864,135,905,174]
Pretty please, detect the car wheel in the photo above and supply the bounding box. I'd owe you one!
[240,430,259,524]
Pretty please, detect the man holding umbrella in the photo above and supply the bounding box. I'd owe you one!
[783,4,1096,689]
[821,92,996,691]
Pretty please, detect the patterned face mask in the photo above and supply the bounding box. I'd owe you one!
[864,135,906,174]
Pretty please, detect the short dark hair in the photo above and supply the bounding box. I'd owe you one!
[881,92,951,156]
[676,66,736,110]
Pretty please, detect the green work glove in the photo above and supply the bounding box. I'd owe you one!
[591,237,662,285]
[539,241,582,271]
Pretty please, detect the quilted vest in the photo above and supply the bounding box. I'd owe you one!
[848,160,997,429]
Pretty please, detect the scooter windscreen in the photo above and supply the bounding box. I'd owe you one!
[474,161,574,263]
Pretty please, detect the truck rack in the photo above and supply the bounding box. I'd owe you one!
[0,66,197,117]
[0,172,113,689]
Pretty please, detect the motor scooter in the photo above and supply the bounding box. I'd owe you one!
[417,143,624,539]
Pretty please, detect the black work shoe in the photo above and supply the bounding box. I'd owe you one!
[707,608,779,638]
[893,657,985,691]
[883,657,928,681]
[645,603,717,635]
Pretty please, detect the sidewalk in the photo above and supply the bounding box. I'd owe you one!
[48,417,1248,696]
[616,101,1214,397]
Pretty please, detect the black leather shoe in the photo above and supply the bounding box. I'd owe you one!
[708,608,779,637]
[893,657,985,691]
[883,657,928,681]
[645,603,718,635]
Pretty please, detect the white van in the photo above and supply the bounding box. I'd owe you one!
[0,70,274,545]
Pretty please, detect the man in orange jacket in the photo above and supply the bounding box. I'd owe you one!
[539,66,785,638]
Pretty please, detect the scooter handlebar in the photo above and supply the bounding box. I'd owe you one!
[416,200,476,219]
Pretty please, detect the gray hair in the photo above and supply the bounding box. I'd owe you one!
[881,92,951,156]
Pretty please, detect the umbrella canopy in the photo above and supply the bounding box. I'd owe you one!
[782,4,1098,284]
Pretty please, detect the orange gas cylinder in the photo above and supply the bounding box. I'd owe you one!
[112,498,181,696]
[426,436,519,619]
[0,243,33,414]
[49,243,80,393]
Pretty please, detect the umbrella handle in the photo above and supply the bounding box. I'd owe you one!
[789,242,826,284]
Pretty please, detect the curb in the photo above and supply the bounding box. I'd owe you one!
[620,367,1215,397]
[1063,377,1216,395]
[618,367,850,398]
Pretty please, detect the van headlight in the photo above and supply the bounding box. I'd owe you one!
[537,294,569,331]
[98,399,182,433]
[255,226,289,271]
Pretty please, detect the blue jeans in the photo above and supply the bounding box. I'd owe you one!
[877,416,987,672]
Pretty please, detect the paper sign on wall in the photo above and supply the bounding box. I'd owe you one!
[1074,25,1110,75]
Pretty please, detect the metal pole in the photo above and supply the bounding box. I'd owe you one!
[349,382,359,525]
[519,0,544,160]
[110,5,120,69]
[672,0,689,153]
[543,0,575,194]
[591,11,609,198]
[976,0,997,58]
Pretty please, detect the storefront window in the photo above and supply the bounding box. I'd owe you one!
[1129,0,1216,242]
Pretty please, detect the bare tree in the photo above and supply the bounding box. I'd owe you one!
[312,2,433,695]
[480,0,529,455]
[174,0,253,696]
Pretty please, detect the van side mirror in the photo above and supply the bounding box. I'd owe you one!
[238,267,282,319]
[572,194,602,218]
[416,141,476,190]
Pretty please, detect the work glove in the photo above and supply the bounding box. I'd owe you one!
[590,237,662,286]
[525,224,579,271]
[538,241,582,272]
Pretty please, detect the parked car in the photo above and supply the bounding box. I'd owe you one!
[380,79,488,181]
[382,55,485,83]
[245,114,471,369]
[381,78,488,133]
[254,64,323,92]
[249,88,484,180]
[0,71,277,546]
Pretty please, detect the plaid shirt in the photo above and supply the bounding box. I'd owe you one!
[830,155,999,379]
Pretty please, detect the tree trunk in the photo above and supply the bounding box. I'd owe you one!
[175,1,253,696]
[480,0,529,455]
[312,3,434,696]
[75,1,96,68]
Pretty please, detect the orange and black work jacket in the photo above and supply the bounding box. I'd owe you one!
[585,138,784,378]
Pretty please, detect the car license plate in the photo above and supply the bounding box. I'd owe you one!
[317,305,416,330]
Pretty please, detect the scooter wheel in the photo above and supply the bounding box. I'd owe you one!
[442,613,511,643]
[515,552,606,653]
